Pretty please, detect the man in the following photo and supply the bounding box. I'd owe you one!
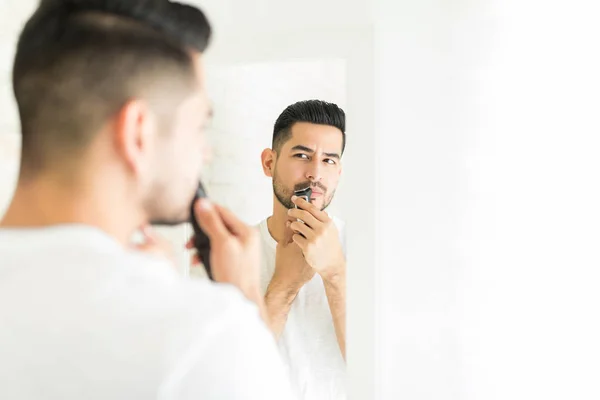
[258,100,348,400]
[0,1,293,399]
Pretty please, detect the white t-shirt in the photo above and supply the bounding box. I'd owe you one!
[257,217,347,400]
[0,224,293,400]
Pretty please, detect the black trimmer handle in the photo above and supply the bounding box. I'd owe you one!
[190,182,213,280]
[294,187,312,204]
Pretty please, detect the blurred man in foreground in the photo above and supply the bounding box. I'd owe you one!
[0,1,293,399]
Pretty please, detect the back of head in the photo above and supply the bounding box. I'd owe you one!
[13,0,200,174]
[272,100,347,154]
[161,1,212,52]
[37,0,212,51]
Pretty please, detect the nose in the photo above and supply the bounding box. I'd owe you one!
[305,159,323,182]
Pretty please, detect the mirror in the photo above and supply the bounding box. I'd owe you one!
[203,60,349,397]
[155,60,351,398]
[0,1,376,398]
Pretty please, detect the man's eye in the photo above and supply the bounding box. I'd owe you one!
[294,154,309,159]
[324,159,336,165]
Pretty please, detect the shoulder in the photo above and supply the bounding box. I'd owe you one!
[159,281,295,399]
[91,250,258,332]
[253,217,269,238]
[330,214,345,230]
[254,218,277,254]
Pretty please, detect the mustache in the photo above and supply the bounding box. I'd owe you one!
[293,181,327,192]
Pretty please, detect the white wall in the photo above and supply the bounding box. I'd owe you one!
[0,0,37,216]
[0,0,34,131]
[457,1,600,398]
[374,0,463,398]
[0,133,20,217]
[375,0,600,399]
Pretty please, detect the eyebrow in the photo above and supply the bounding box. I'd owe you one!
[291,145,340,159]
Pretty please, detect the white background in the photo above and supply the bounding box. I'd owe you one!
[375,0,600,399]
[2,0,600,399]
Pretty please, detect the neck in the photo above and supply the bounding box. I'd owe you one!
[0,168,144,245]
[266,195,290,243]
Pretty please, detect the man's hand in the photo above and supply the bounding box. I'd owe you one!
[287,196,346,283]
[187,199,263,308]
[288,196,347,359]
[133,225,177,267]
[271,221,315,292]
[263,221,314,337]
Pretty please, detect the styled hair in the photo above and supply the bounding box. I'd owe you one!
[164,1,212,52]
[37,0,212,52]
[272,100,346,154]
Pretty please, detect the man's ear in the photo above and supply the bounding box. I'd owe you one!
[113,99,155,176]
[261,148,276,178]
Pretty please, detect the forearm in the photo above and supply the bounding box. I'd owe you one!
[264,278,300,338]
[323,271,346,361]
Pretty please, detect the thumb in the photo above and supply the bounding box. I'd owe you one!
[132,225,156,251]
[193,198,227,241]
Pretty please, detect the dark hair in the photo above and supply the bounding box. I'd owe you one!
[13,0,209,173]
[165,1,212,52]
[37,0,212,52]
[272,100,346,154]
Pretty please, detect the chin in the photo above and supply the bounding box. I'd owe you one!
[149,218,184,227]
[149,208,190,227]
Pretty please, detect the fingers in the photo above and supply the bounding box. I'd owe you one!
[213,204,251,238]
[185,236,195,249]
[132,225,176,266]
[291,196,329,223]
[290,220,316,240]
[138,225,157,244]
[193,199,228,241]
[135,225,162,251]
[190,253,201,266]
[292,233,309,251]
[192,197,251,241]
[287,208,321,228]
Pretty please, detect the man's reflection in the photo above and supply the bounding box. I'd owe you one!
[258,100,347,400]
